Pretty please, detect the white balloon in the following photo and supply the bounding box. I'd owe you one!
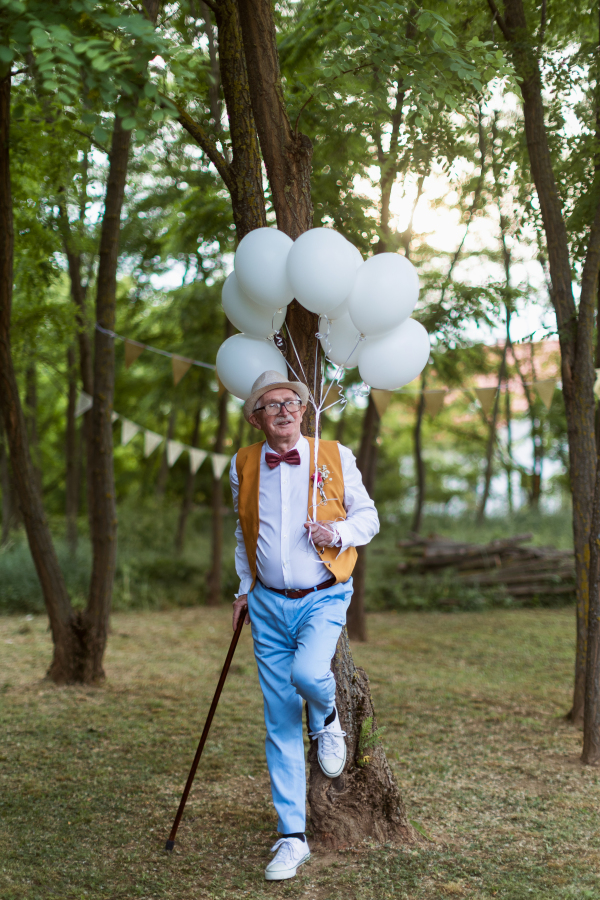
[286,228,357,315]
[348,252,419,337]
[358,318,430,390]
[222,272,286,338]
[234,228,295,310]
[326,242,363,320]
[216,334,287,400]
[319,313,363,368]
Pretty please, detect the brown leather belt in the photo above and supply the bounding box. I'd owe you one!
[261,575,336,600]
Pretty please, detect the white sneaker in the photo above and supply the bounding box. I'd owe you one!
[265,837,310,881]
[310,707,347,778]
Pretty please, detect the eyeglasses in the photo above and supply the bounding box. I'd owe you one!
[254,400,303,417]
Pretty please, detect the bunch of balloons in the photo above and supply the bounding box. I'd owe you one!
[216,226,430,400]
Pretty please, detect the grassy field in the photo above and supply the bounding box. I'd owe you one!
[1,606,598,900]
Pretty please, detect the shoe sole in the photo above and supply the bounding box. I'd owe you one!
[318,742,347,778]
[265,851,310,881]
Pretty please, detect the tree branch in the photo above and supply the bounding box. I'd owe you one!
[170,98,232,190]
[486,0,511,41]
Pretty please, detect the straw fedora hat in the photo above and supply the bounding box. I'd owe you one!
[243,370,309,423]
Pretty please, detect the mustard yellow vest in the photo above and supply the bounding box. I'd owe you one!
[235,437,358,590]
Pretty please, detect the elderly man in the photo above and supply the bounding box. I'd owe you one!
[230,369,379,881]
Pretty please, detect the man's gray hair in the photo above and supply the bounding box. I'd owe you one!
[254,390,301,411]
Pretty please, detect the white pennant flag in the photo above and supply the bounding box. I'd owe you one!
[121,419,141,446]
[111,411,119,423]
[143,430,163,458]
[189,448,208,474]
[75,391,93,418]
[167,440,185,467]
[211,452,230,480]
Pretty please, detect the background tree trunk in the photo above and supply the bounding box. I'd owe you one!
[0,69,80,681]
[236,0,413,847]
[0,415,16,546]
[477,344,508,523]
[496,0,599,725]
[412,376,426,534]
[65,345,79,554]
[349,396,381,642]
[175,402,202,554]
[156,408,176,497]
[582,442,600,763]
[207,383,229,606]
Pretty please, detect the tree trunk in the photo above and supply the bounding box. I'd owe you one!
[0,415,16,545]
[348,396,381,642]
[498,0,600,724]
[156,408,177,497]
[477,344,508,523]
[236,0,320,430]
[24,361,42,494]
[583,445,600,763]
[63,239,94,534]
[412,376,426,534]
[207,385,229,606]
[236,0,412,847]
[175,403,202,554]
[65,345,79,554]
[0,69,82,680]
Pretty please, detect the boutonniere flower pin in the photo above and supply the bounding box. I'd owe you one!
[311,464,333,504]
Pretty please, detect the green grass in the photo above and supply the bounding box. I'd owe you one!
[1,606,598,899]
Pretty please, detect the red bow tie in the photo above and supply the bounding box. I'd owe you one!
[265,449,301,469]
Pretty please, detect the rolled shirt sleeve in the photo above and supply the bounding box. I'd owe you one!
[334,444,380,552]
[229,455,253,597]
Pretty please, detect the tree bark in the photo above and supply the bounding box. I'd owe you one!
[24,361,42,494]
[477,344,508,523]
[349,397,381,642]
[412,376,426,534]
[63,234,94,533]
[65,345,79,554]
[207,382,229,606]
[0,69,80,679]
[495,0,599,725]
[236,0,412,847]
[236,0,320,432]
[175,403,202,554]
[583,445,600,763]
[156,408,177,497]
[0,414,16,545]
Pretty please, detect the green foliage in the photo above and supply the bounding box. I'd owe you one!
[356,714,387,767]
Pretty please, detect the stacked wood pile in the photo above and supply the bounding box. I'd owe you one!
[397,533,575,601]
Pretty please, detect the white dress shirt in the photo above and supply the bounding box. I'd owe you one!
[230,435,379,594]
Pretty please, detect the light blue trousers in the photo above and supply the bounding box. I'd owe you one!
[247,578,352,834]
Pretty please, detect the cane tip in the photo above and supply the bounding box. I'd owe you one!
[165,839,175,852]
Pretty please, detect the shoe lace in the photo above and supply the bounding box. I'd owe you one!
[270,838,303,865]
[309,727,346,758]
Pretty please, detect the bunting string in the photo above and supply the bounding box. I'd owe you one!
[95,323,216,385]
[75,392,231,480]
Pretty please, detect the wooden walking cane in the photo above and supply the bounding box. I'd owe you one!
[165,606,247,851]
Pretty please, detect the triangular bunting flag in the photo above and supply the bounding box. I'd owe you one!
[121,419,141,446]
[143,430,163,458]
[189,448,208,474]
[424,390,446,417]
[167,440,185,467]
[172,355,193,386]
[474,386,497,415]
[111,411,119,423]
[595,369,600,401]
[370,389,392,418]
[534,378,556,410]
[75,391,93,418]
[124,339,145,369]
[211,453,230,480]
[217,375,227,397]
